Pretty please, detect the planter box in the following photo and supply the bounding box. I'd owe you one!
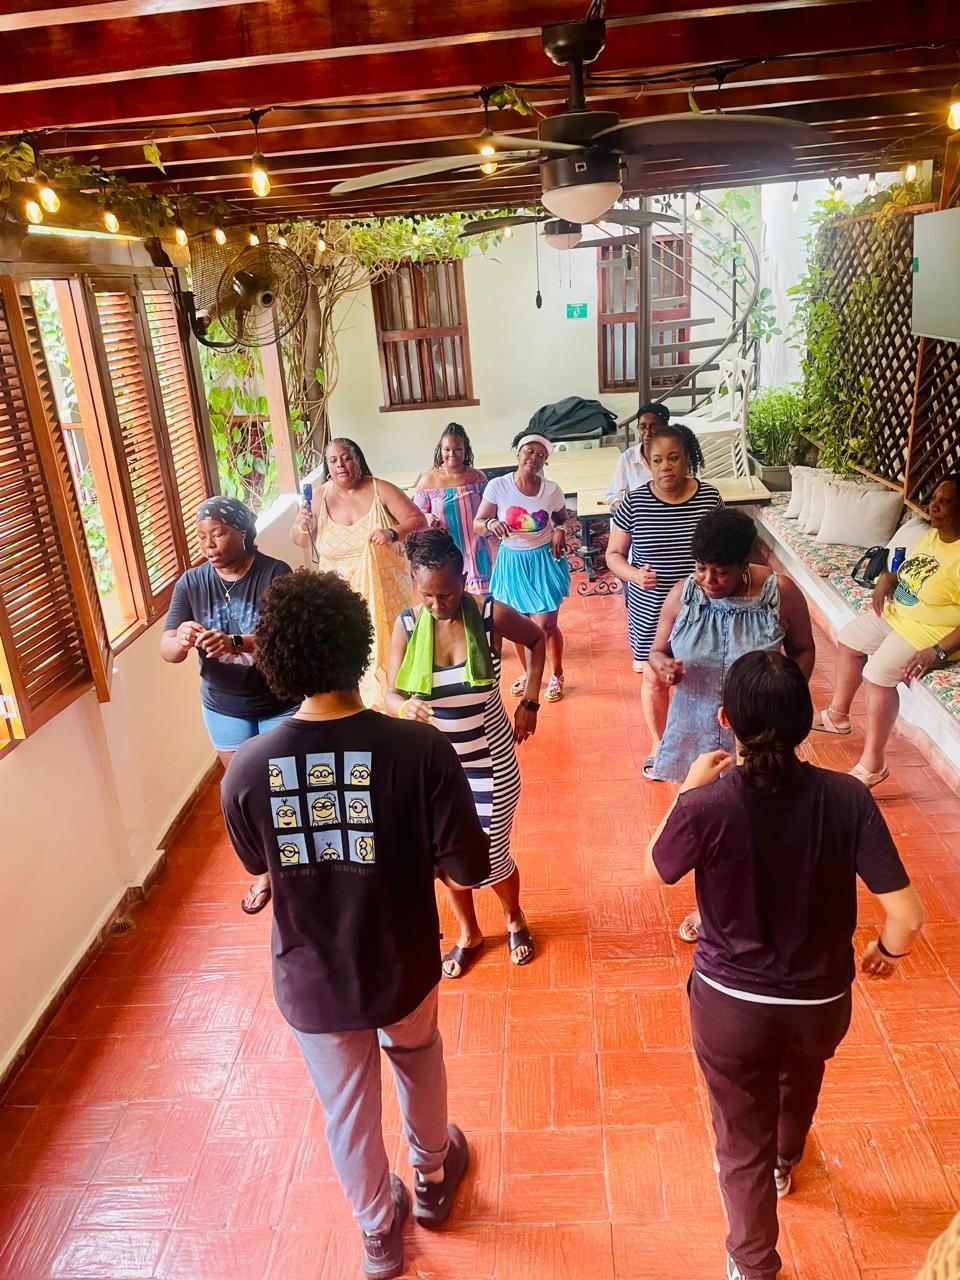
[748,454,791,491]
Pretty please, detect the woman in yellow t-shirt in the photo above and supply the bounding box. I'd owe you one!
[812,473,960,788]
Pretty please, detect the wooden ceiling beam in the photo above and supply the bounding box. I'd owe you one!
[5,0,959,133]
[0,0,263,33]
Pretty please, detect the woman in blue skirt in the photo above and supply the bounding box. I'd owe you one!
[474,433,571,702]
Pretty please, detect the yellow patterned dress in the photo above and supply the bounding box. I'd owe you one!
[314,480,412,708]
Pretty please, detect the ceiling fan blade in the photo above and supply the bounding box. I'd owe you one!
[460,214,544,237]
[330,151,534,195]
[592,209,680,227]
[597,112,817,156]
[574,234,653,249]
[487,132,584,154]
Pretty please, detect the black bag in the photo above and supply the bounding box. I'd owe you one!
[527,396,618,443]
[851,545,888,587]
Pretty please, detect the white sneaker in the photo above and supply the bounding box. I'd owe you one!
[632,658,643,673]
[726,1256,745,1280]
[774,1167,792,1198]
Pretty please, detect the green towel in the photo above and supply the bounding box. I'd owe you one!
[395,595,495,696]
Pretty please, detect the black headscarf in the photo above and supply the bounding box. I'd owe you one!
[637,402,670,425]
[196,496,258,551]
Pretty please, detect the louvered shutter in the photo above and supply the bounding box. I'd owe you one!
[141,289,209,562]
[0,278,92,736]
[91,288,181,606]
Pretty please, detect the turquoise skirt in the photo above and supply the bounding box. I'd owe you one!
[489,541,570,615]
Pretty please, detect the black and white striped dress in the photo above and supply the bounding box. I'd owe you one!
[399,596,519,887]
[612,479,723,662]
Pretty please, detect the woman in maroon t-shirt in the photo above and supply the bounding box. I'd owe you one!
[646,651,924,1280]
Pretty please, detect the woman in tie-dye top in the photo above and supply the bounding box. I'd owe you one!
[413,424,494,592]
[474,433,571,702]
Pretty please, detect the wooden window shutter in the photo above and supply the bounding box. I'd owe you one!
[141,288,210,563]
[91,287,181,608]
[0,277,94,736]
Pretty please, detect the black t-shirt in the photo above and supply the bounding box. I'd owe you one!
[220,711,491,1032]
[165,552,295,718]
[653,763,909,1000]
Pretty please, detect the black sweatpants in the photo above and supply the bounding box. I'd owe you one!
[689,973,852,1280]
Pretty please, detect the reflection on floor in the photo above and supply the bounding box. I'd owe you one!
[2,582,959,1280]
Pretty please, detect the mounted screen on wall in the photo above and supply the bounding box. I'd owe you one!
[912,208,960,342]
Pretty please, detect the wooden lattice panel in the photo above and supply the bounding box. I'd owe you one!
[908,339,960,503]
[820,211,924,487]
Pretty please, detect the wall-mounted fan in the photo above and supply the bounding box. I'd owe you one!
[331,17,815,218]
[182,235,309,350]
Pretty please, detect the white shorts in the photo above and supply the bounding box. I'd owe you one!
[837,611,919,688]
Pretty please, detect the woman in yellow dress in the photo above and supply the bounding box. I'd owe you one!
[290,437,426,706]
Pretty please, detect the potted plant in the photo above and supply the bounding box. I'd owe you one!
[746,385,803,490]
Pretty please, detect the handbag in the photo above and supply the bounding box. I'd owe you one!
[851,545,888,587]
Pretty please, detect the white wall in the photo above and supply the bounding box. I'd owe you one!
[0,619,213,1077]
[328,225,643,472]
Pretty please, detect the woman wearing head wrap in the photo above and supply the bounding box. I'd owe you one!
[473,432,570,702]
[290,436,427,708]
[162,496,296,914]
[606,402,669,510]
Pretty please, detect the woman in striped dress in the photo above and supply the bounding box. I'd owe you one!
[605,423,723,777]
[413,423,494,592]
[386,529,546,977]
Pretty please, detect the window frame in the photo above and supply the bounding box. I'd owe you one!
[0,263,216,756]
[371,258,478,412]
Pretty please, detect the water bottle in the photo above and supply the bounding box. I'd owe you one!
[890,546,906,575]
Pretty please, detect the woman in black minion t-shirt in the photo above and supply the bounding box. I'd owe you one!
[162,496,296,914]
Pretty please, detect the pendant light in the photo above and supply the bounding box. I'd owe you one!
[791,182,799,212]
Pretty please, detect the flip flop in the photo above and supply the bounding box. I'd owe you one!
[811,707,851,735]
[642,756,660,781]
[508,926,535,966]
[442,942,483,979]
[849,762,890,789]
[241,883,271,914]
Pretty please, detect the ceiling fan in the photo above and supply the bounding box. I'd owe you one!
[330,17,816,221]
[460,206,678,250]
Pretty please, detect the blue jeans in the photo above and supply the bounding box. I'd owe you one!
[200,704,295,752]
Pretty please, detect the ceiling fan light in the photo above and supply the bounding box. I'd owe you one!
[543,218,582,251]
[541,150,622,227]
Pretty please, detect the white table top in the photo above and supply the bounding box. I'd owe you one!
[381,446,621,496]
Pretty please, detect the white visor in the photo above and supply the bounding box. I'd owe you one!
[515,433,553,456]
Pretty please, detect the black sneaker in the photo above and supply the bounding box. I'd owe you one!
[361,1174,409,1279]
[413,1124,469,1229]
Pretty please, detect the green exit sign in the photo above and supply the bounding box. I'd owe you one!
[566,302,588,319]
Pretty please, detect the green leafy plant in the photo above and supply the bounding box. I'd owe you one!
[746,385,804,467]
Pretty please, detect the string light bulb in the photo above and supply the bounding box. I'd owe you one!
[24,198,43,225]
[692,191,702,221]
[277,233,287,248]
[412,230,421,247]
[791,182,799,212]
[103,203,120,234]
[173,213,188,247]
[504,226,513,238]
[867,173,878,196]
[249,111,271,198]
[317,236,326,252]
[36,176,60,214]
[479,141,498,177]
[212,224,227,245]
[904,161,918,182]
[948,96,960,133]
[248,225,259,247]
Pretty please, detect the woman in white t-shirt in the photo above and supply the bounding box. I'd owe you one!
[474,434,571,702]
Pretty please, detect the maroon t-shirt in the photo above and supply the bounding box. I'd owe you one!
[221,711,491,1033]
[653,763,909,1000]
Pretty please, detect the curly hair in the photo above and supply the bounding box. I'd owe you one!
[254,569,373,700]
[406,528,464,577]
[723,651,812,792]
[323,437,372,480]
[432,423,475,469]
[647,422,705,474]
[691,509,756,566]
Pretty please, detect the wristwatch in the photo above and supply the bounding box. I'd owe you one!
[231,634,244,650]
[933,643,948,663]
[388,528,399,542]
[519,698,540,712]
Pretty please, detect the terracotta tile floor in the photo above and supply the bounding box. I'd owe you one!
[3,583,960,1279]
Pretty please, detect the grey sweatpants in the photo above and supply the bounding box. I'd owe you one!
[291,986,450,1234]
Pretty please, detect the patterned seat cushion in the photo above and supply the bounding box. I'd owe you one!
[920,667,960,720]
[827,571,874,613]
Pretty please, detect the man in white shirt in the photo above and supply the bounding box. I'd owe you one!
[607,402,671,509]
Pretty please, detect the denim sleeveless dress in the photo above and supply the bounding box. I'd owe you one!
[652,572,784,782]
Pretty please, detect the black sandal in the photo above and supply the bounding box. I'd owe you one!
[442,942,483,979]
[508,926,535,967]
[241,883,271,915]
